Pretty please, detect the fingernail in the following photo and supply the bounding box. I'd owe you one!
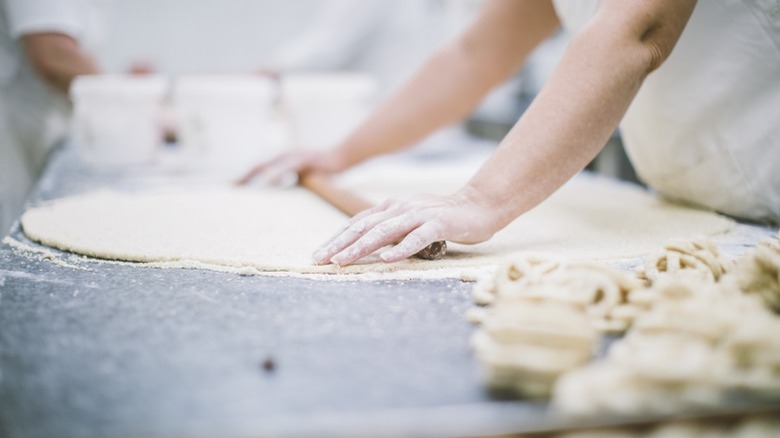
[380,251,394,263]
[312,249,326,263]
[331,254,347,267]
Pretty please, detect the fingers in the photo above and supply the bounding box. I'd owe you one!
[312,197,406,264]
[308,190,491,266]
[235,163,266,186]
[236,150,347,186]
[265,166,300,187]
[312,194,456,266]
[312,208,400,265]
[235,154,302,186]
[379,222,440,263]
[329,214,423,266]
[344,197,397,227]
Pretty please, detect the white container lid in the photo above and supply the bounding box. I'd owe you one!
[281,73,377,102]
[173,75,275,101]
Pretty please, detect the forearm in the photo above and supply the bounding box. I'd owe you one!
[333,0,560,169]
[464,0,698,229]
[22,33,100,94]
[334,45,505,167]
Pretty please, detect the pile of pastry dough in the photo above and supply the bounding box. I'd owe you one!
[553,278,778,418]
[470,299,597,398]
[471,257,645,334]
[735,239,780,312]
[469,232,780,414]
[636,238,733,285]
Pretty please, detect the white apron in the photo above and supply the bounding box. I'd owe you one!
[553,0,780,224]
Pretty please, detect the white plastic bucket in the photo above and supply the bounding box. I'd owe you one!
[172,75,282,171]
[281,73,377,150]
[71,74,168,167]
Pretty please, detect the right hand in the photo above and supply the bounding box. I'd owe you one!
[235,150,349,186]
[311,186,505,266]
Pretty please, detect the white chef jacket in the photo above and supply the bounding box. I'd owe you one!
[553,0,780,224]
[0,0,107,235]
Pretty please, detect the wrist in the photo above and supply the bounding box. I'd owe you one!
[456,184,517,235]
[321,148,353,173]
[329,137,370,171]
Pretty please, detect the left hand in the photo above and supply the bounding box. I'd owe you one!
[312,188,504,266]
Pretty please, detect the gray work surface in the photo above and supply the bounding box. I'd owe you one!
[0,144,549,438]
[0,143,776,438]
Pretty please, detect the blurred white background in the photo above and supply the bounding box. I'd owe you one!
[98,0,321,74]
[85,0,599,175]
[96,0,482,78]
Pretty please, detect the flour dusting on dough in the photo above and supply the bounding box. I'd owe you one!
[19,175,734,278]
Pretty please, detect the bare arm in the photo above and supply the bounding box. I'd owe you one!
[464,0,698,230]
[237,0,559,183]
[330,0,560,169]
[22,32,100,94]
[315,0,698,266]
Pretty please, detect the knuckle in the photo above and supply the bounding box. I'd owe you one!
[406,232,426,248]
[333,231,357,248]
[426,220,445,237]
[353,219,372,234]
[372,221,395,237]
[345,218,366,233]
[386,196,408,210]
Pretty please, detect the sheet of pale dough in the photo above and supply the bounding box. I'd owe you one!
[20,170,734,275]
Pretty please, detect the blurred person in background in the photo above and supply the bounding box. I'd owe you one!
[0,0,108,236]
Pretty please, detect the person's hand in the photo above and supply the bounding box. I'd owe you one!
[236,150,349,186]
[312,187,505,266]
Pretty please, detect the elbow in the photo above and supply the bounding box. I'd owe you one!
[595,0,697,75]
[592,19,683,80]
[638,23,676,74]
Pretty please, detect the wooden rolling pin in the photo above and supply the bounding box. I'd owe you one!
[299,172,447,261]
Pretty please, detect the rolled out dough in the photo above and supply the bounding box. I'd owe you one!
[21,174,734,275]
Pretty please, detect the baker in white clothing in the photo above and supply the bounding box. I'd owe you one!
[0,0,106,236]
[247,0,778,267]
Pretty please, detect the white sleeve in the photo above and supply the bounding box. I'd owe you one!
[4,0,90,42]
[267,0,395,72]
